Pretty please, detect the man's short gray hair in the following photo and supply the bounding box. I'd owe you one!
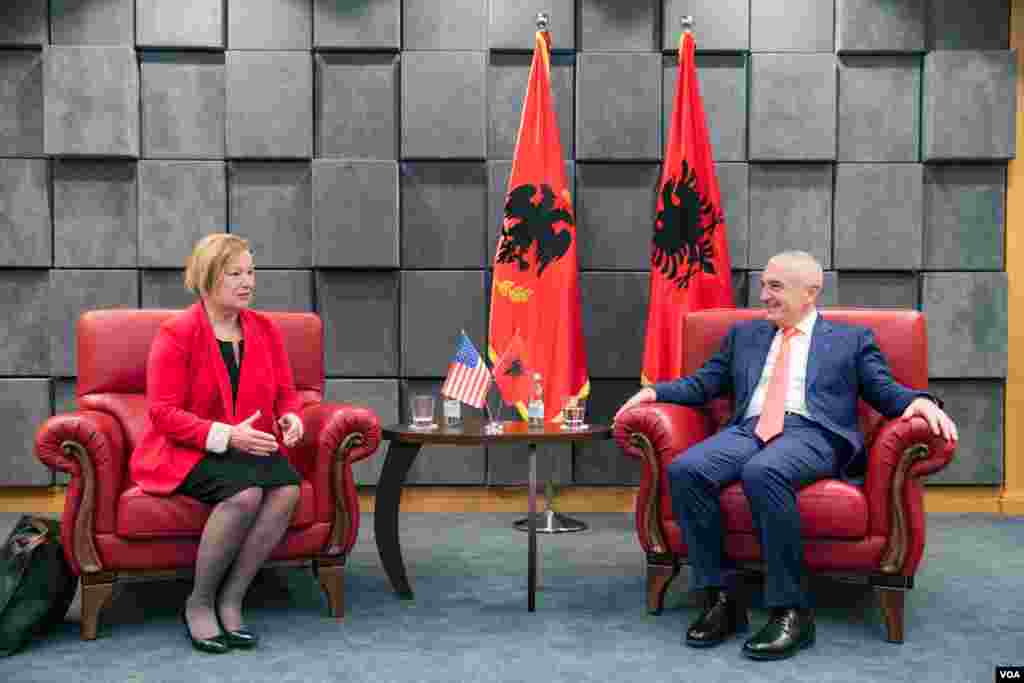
[770,250,823,288]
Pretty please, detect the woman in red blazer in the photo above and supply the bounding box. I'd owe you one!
[130,233,304,654]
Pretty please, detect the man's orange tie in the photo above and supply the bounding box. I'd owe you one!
[755,327,801,443]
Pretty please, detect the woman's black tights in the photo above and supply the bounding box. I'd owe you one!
[184,485,299,639]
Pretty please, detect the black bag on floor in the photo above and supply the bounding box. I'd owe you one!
[0,515,78,656]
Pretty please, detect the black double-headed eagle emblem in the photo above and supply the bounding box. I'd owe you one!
[496,184,573,277]
[652,160,722,289]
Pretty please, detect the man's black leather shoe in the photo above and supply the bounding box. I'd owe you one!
[685,588,748,648]
[742,607,815,660]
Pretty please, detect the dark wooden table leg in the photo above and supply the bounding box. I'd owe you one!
[375,441,421,600]
[528,441,537,612]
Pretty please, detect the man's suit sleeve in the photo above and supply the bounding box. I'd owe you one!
[652,325,737,405]
[856,329,934,418]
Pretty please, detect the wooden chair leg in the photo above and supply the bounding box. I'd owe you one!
[315,559,345,621]
[876,587,905,643]
[80,573,116,641]
[647,562,680,615]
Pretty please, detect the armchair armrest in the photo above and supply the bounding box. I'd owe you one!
[298,402,382,555]
[613,403,715,555]
[34,411,127,575]
[865,415,956,576]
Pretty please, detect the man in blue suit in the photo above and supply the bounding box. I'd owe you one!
[615,251,957,660]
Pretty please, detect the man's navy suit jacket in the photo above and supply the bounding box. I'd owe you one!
[653,316,930,475]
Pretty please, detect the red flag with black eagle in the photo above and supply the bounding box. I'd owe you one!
[641,29,734,386]
[488,27,588,421]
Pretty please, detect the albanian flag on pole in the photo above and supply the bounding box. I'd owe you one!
[641,29,735,386]
[488,27,588,421]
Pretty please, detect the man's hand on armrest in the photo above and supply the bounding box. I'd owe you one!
[901,397,958,443]
[614,387,658,422]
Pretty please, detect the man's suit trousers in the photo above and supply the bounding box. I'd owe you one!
[667,414,849,608]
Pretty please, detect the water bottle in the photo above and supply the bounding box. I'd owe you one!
[528,372,544,428]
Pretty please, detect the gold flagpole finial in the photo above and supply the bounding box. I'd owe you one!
[681,16,695,34]
[536,12,550,31]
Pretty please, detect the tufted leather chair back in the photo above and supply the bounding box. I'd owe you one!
[681,308,928,449]
[75,309,324,452]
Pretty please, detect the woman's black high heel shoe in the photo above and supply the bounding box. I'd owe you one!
[217,610,259,649]
[182,609,230,654]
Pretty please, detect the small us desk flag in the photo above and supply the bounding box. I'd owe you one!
[441,332,492,409]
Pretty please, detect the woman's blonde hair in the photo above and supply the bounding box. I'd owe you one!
[184,233,250,296]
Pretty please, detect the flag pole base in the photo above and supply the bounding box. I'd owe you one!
[514,509,587,534]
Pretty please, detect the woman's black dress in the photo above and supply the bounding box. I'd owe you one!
[176,339,301,505]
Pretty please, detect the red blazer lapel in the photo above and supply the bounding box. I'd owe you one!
[192,301,235,422]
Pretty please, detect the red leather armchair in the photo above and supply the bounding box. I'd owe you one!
[34,310,382,640]
[614,309,955,643]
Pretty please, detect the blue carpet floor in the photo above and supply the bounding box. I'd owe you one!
[0,512,1020,683]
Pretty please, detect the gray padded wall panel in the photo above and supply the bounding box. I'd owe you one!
[49,270,139,376]
[664,54,746,163]
[923,51,1016,161]
[0,51,44,155]
[838,56,920,162]
[836,272,918,309]
[50,0,133,46]
[923,165,1006,270]
[402,52,486,159]
[400,162,487,269]
[748,164,833,269]
[403,0,486,50]
[0,379,52,485]
[141,270,193,309]
[836,0,925,54]
[0,271,50,375]
[488,442,572,487]
[316,53,398,160]
[325,379,398,484]
[926,380,1004,484]
[489,0,575,51]
[140,52,225,159]
[317,270,399,377]
[138,161,226,268]
[573,380,641,484]
[575,163,660,270]
[228,162,312,267]
[136,0,223,48]
[750,0,833,52]
[923,272,1008,378]
[44,46,139,157]
[314,160,399,268]
[717,163,750,270]
[579,0,658,52]
[53,160,138,268]
[581,272,648,379]
[228,0,312,50]
[227,52,313,158]
[0,158,50,266]
[576,53,661,161]
[314,0,399,49]
[663,0,748,52]
[402,379,485,484]
[928,0,1010,50]
[250,270,314,311]
[750,53,836,161]
[0,2,48,45]
[489,52,574,161]
[401,271,487,377]
[833,163,922,270]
